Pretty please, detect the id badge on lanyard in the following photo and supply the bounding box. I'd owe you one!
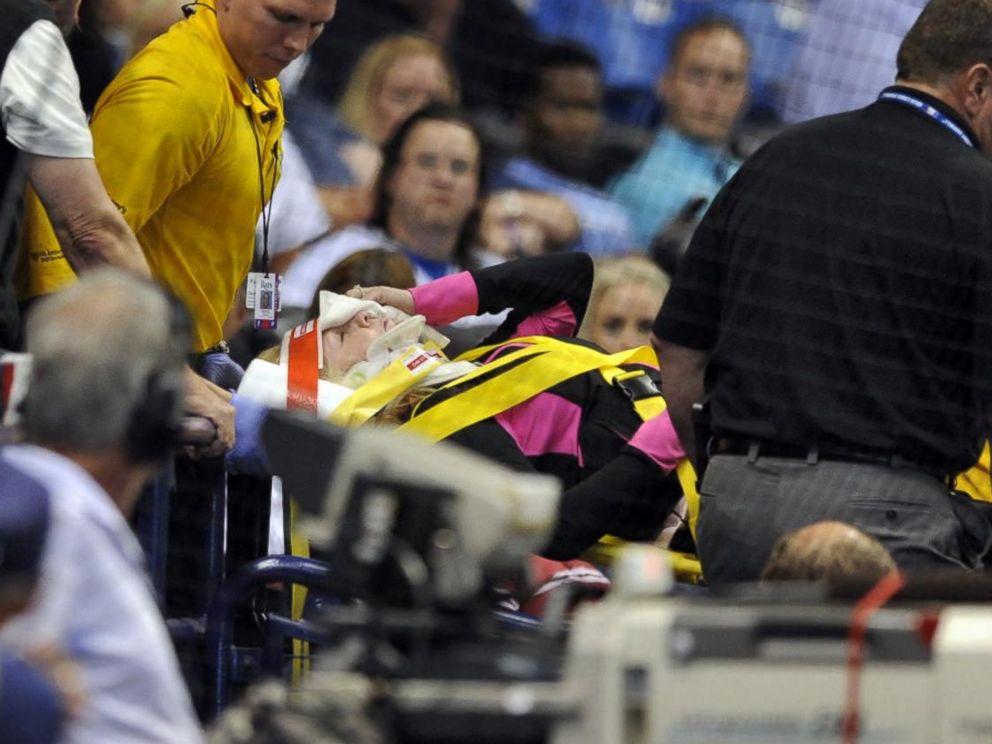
[245,272,281,329]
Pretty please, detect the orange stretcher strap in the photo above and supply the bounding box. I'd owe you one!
[286,320,320,412]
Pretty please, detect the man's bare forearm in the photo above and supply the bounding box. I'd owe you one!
[56,210,150,276]
[652,334,708,466]
[27,154,151,276]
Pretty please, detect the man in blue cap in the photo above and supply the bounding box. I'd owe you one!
[0,467,70,744]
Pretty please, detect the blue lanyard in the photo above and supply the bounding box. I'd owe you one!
[878,91,975,148]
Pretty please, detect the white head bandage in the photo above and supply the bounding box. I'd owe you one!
[278,290,450,369]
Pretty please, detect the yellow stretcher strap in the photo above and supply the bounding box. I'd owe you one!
[604,368,668,421]
[287,498,310,683]
[583,536,703,584]
[956,441,992,503]
[676,461,700,540]
[669,551,704,584]
[397,336,703,579]
[400,337,659,444]
[327,342,445,427]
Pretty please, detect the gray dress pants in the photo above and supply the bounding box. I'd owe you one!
[696,454,989,585]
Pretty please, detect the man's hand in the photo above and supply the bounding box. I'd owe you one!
[347,285,415,315]
[479,190,581,257]
[183,368,234,457]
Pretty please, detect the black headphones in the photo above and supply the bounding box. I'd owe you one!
[124,286,193,465]
[181,1,216,18]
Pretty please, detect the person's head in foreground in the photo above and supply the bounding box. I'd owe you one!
[896,0,992,153]
[582,256,670,354]
[761,521,897,584]
[22,269,190,514]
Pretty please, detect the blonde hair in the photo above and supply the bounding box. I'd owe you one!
[337,34,459,143]
[579,256,671,339]
[370,385,440,426]
[257,344,281,365]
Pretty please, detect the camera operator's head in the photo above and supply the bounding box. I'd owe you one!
[22,269,190,516]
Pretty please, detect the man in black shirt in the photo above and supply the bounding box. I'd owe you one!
[653,0,992,584]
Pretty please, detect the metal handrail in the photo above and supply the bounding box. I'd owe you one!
[204,555,333,717]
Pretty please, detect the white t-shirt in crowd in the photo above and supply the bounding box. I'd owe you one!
[0,19,92,158]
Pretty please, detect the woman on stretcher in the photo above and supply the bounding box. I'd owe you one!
[240,252,692,565]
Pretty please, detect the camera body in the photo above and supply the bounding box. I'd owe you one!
[215,413,992,744]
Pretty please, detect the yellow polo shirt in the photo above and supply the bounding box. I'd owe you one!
[18,0,282,352]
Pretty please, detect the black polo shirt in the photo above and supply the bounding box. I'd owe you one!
[655,86,992,474]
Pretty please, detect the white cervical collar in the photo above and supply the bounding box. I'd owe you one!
[343,314,476,389]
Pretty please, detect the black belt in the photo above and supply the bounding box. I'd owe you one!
[710,436,950,482]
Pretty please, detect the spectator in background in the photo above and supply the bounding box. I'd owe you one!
[580,256,669,354]
[491,40,635,257]
[338,34,457,155]
[0,269,203,744]
[282,104,499,309]
[608,18,750,249]
[118,0,186,57]
[286,33,458,232]
[66,0,186,113]
[282,104,543,351]
[297,0,542,118]
[762,521,897,584]
[0,0,149,351]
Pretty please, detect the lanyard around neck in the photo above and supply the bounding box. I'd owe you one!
[246,77,278,275]
[878,90,975,149]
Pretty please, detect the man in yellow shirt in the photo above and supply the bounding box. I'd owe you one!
[21,0,336,450]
